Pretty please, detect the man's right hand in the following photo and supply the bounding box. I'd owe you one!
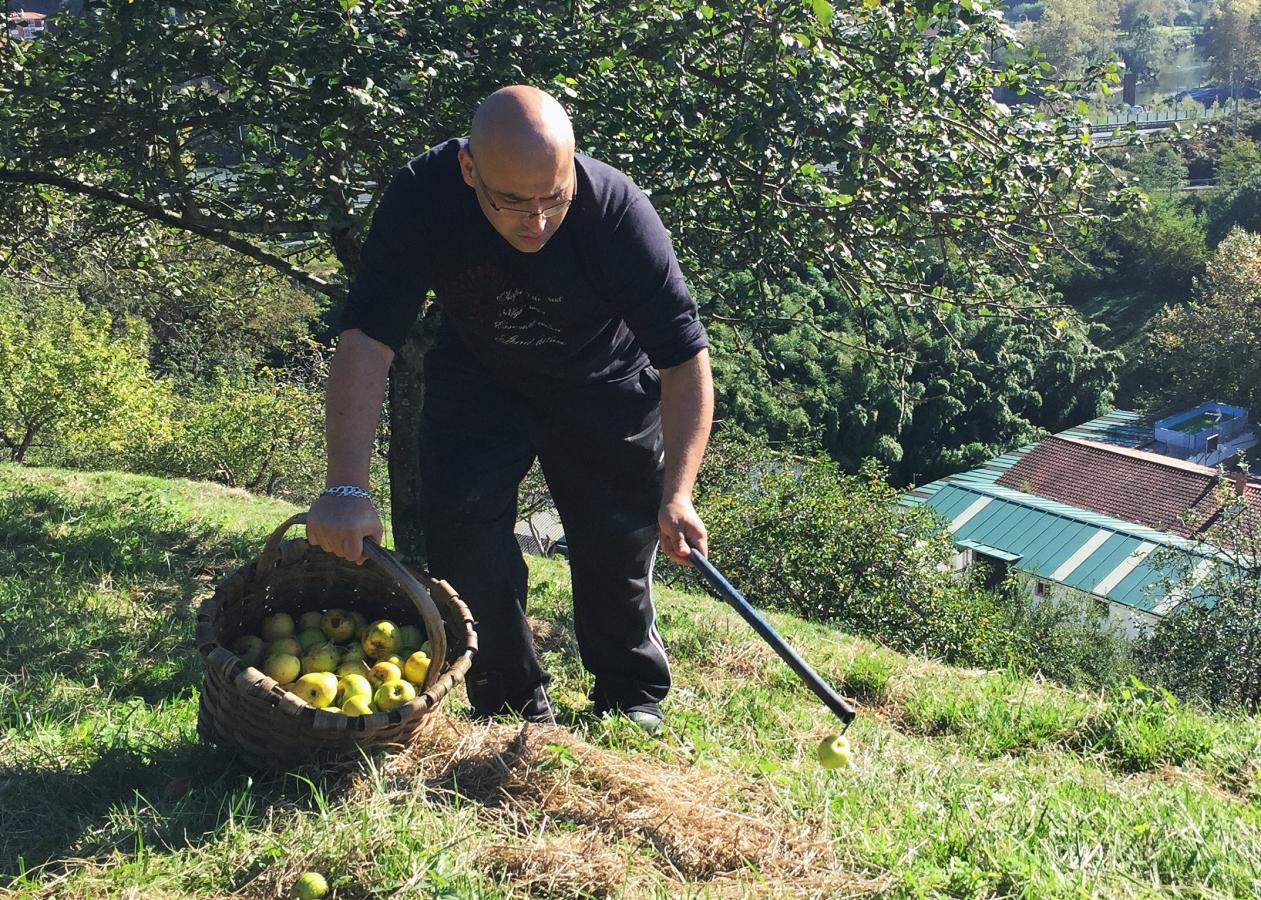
[306,493,383,565]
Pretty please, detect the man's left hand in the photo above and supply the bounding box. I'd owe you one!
[658,495,708,567]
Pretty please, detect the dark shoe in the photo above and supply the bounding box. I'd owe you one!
[469,672,556,724]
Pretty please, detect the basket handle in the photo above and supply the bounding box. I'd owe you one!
[258,513,448,693]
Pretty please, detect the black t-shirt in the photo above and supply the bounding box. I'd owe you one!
[342,138,708,390]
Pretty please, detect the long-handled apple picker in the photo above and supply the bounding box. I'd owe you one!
[687,548,856,733]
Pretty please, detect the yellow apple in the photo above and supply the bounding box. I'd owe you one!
[260,612,295,642]
[816,734,853,770]
[403,650,431,686]
[320,608,356,642]
[293,672,339,708]
[301,642,341,675]
[368,660,402,688]
[375,678,416,711]
[291,870,328,900]
[266,637,303,659]
[262,652,301,685]
[340,695,375,717]
[232,635,265,667]
[337,673,373,704]
[297,610,324,631]
[361,619,399,660]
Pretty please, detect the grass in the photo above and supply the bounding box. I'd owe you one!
[2,463,1261,897]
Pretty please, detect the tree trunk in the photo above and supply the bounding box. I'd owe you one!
[387,305,441,570]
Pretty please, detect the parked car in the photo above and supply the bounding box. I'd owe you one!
[548,535,569,559]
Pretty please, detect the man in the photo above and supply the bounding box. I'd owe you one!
[306,86,713,733]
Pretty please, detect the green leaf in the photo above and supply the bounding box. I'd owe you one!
[811,0,835,27]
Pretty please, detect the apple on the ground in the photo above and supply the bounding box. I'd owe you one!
[291,870,329,899]
[817,734,853,769]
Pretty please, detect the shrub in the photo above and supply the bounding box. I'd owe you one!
[0,283,172,465]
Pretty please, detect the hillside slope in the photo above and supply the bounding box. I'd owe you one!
[2,465,1260,898]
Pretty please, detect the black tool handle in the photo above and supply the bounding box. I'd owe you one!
[689,550,856,726]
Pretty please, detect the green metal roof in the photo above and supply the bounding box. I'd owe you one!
[902,410,1221,614]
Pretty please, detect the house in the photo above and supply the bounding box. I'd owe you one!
[904,408,1260,638]
[7,10,45,39]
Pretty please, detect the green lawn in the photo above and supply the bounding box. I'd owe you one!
[2,464,1261,898]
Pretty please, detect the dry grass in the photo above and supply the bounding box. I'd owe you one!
[381,715,879,896]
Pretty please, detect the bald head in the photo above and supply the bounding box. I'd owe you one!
[469,85,574,167]
[459,86,578,253]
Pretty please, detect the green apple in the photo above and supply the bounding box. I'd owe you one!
[297,610,325,631]
[341,694,374,717]
[267,636,303,659]
[293,672,339,708]
[350,610,368,637]
[320,608,356,642]
[375,678,416,711]
[361,619,399,660]
[260,612,295,642]
[337,673,373,704]
[816,734,853,770]
[296,627,326,651]
[340,643,367,664]
[368,660,402,689]
[301,642,341,675]
[403,650,431,686]
[291,870,329,899]
[262,652,301,685]
[231,634,265,667]
[336,659,371,680]
[396,625,422,649]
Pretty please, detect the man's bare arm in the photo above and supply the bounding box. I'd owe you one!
[657,348,714,566]
[306,329,395,564]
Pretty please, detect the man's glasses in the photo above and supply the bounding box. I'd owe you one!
[474,169,574,220]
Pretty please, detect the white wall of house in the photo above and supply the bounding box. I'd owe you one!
[1014,572,1159,640]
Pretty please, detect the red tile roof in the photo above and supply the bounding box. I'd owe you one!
[994,435,1255,539]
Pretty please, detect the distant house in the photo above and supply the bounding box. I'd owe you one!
[7,10,45,39]
[904,408,1260,638]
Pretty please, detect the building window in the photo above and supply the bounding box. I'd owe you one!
[1033,580,1047,597]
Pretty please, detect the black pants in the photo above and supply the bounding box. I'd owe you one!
[418,352,670,716]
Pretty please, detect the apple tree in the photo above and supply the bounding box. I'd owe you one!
[0,0,1125,563]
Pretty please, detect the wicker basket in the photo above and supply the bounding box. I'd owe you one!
[196,513,476,770]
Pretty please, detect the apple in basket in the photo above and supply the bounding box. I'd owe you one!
[263,652,301,685]
[337,673,373,704]
[403,650,431,686]
[341,695,375,717]
[368,660,402,688]
[267,637,303,659]
[298,610,324,631]
[301,642,341,675]
[261,612,295,642]
[375,679,416,711]
[321,608,357,643]
[361,619,399,659]
[232,635,265,667]
[395,625,422,650]
[336,659,371,680]
[296,627,326,652]
[293,672,339,708]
